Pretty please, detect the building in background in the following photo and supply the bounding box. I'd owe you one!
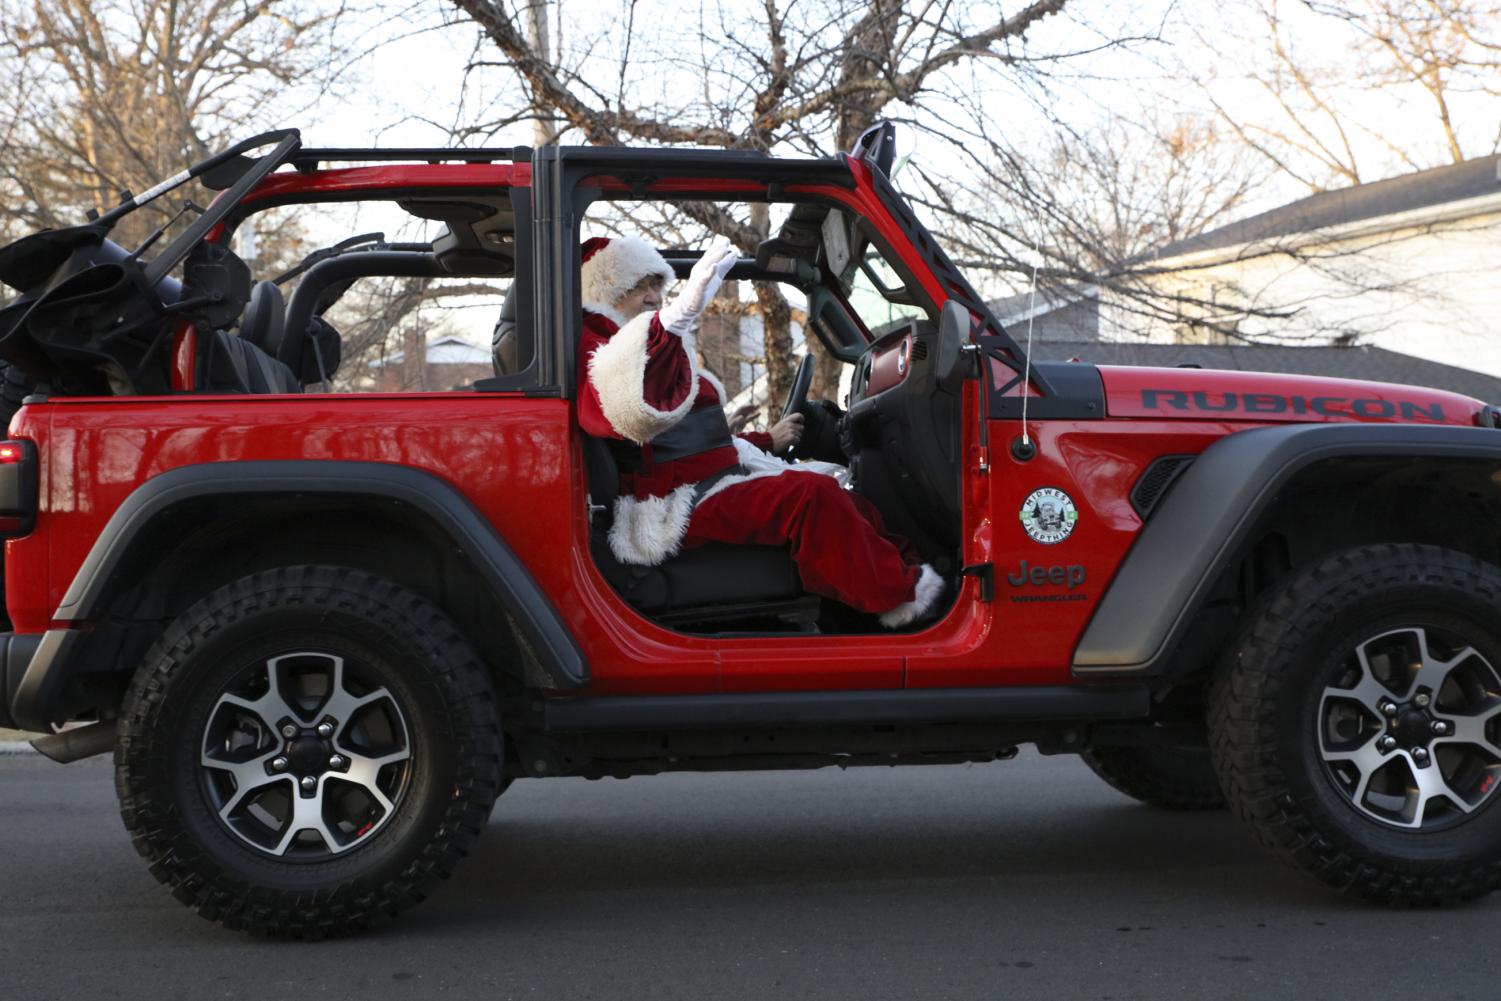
[369,333,492,392]
[1102,154,1501,374]
[984,156,1501,393]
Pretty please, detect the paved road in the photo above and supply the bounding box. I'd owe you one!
[0,748,1486,1001]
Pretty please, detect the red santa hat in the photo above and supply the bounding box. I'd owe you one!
[580,236,676,323]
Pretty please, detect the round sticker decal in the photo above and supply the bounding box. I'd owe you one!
[1019,487,1078,544]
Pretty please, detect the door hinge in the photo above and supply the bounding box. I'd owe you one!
[960,563,994,602]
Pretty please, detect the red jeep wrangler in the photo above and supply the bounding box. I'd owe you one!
[2,128,1499,936]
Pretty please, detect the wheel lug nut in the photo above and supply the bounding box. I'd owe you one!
[1379,735,1398,751]
[1414,693,1431,708]
[281,723,298,739]
[270,756,288,772]
[328,754,346,770]
[317,722,334,738]
[1413,747,1430,762]
[1432,720,1450,735]
[1380,701,1398,717]
[300,775,317,792]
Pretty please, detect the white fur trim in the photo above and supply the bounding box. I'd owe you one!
[699,368,727,403]
[879,564,944,629]
[587,304,630,326]
[712,436,850,492]
[607,483,699,565]
[581,236,675,318]
[587,311,700,444]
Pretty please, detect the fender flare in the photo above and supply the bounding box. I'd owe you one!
[14,461,586,729]
[1072,422,1501,678]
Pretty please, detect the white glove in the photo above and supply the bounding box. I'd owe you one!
[658,236,738,335]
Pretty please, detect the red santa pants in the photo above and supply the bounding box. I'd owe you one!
[681,471,920,613]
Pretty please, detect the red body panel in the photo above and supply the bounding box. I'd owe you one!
[5,387,1246,695]
[7,158,1490,700]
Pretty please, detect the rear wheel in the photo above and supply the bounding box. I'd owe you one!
[1210,544,1501,906]
[1080,745,1224,810]
[115,565,502,937]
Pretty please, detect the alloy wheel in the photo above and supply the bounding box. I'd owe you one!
[198,651,412,858]
[1319,626,1501,830]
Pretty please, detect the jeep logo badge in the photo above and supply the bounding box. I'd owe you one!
[1019,487,1077,544]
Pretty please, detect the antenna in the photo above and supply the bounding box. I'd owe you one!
[1019,231,1041,449]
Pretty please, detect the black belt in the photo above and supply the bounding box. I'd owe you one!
[692,464,747,502]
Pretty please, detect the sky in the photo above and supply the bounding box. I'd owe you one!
[248,0,1501,371]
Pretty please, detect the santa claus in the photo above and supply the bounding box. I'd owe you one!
[579,233,944,628]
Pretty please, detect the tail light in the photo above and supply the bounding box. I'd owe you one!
[0,439,38,537]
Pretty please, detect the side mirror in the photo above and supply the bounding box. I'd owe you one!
[848,121,916,180]
[935,300,969,388]
[849,122,898,176]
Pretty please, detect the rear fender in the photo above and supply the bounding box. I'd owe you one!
[11,461,586,730]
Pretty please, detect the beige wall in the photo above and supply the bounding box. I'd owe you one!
[1102,197,1501,376]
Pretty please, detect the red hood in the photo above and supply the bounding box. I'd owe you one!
[1099,365,1485,426]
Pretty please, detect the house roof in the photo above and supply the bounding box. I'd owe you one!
[371,336,491,367]
[1149,154,1501,261]
[1041,340,1501,402]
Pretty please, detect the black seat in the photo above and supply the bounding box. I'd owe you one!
[199,329,302,394]
[191,278,300,394]
[582,436,815,628]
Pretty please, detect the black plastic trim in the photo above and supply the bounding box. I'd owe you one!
[0,631,43,729]
[543,684,1149,732]
[1128,455,1195,520]
[48,462,586,689]
[1073,423,1501,677]
[9,630,78,732]
[987,361,1105,420]
[291,146,532,171]
[557,146,855,187]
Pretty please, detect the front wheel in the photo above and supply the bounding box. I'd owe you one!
[115,565,502,937]
[1210,544,1501,906]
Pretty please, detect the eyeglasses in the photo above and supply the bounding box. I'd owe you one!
[629,276,666,294]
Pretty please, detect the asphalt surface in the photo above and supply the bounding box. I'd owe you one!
[0,748,1489,1001]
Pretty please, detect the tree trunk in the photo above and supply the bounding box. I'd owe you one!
[806,0,901,403]
[754,280,795,410]
[523,0,559,147]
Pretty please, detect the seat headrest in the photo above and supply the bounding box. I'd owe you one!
[492,282,518,374]
[239,280,286,354]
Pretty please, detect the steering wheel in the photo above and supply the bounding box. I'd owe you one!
[781,353,815,422]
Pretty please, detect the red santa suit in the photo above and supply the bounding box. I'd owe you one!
[578,235,943,627]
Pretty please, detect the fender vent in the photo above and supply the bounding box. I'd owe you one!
[1131,455,1194,519]
[910,339,929,361]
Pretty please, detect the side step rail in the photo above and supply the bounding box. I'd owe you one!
[542,685,1150,732]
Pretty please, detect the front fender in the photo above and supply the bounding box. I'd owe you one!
[1072,422,1501,678]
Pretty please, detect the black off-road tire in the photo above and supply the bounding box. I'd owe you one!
[115,565,503,938]
[1209,544,1501,907]
[1080,745,1225,810]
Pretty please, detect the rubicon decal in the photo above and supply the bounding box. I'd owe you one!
[1141,389,1445,422]
[1019,487,1077,544]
